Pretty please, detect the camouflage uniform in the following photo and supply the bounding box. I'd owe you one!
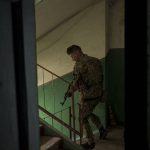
[70,54,104,144]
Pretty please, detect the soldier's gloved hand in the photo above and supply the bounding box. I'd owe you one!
[64,92,72,99]
[67,92,72,97]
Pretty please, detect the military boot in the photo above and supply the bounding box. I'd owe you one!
[81,142,95,150]
[99,126,108,139]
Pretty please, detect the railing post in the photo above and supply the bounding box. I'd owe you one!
[61,110,63,132]
[52,118,53,127]
[42,69,46,109]
[78,103,82,145]
[69,107,72,140]
[71,93,76,142]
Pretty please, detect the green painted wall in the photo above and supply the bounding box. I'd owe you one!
[105,48,125,124]
[38,58,106,139]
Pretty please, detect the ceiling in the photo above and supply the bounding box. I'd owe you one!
[35,0,102,39]
[35,0,105,85]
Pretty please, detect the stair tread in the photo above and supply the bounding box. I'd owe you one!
[40,136,62,150]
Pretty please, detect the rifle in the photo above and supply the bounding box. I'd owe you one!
[60,81,73,106]
[60,72,88,106]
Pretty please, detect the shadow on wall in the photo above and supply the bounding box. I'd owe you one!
[105,48,125,125]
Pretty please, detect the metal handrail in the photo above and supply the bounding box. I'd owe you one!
[53,102,79,115]
[37,64,70,84]
[39,105,80,136]
[37,64,81,144]
[54,106,70,115]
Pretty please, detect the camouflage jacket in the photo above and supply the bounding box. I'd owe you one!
[71,54,103,99]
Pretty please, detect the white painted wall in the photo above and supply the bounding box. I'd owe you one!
[36,0,105,85]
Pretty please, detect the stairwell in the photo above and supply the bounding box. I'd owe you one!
[37,64,84,150]
[39,119,85,150]
[39,124,63,150]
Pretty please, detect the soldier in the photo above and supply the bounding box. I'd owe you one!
[65,45,108,149]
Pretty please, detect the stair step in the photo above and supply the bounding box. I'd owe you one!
[40,136,62,150]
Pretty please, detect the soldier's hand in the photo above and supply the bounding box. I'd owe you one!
[67,92,72,97]
[64,92,72,99]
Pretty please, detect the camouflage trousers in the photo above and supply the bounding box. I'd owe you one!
[79,98,102,144]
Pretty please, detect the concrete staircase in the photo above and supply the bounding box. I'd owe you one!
[39,124,63,150]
